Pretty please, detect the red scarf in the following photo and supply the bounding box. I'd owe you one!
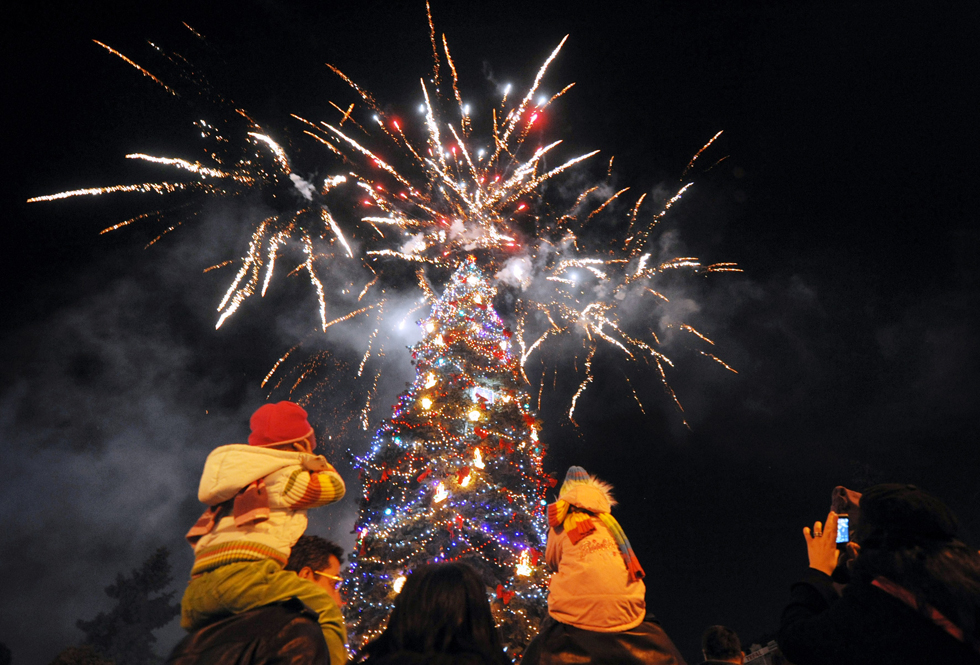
[871,576,980,654]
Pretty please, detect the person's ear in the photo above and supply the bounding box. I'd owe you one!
[297,566,315,581]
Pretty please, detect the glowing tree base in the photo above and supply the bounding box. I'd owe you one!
[344,258,553,659]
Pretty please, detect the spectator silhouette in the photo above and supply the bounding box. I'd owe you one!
[167,535,348,664]
[699,625,743,664]
[521,466,686,665]
[779,483,980,664]
[354,562,509,665]
[180,401,346,658]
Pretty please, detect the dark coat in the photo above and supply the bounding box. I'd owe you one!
[778,569,980,665]
[521,613,687,665]
[166,599,328,665]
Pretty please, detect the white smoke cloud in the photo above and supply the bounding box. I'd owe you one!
[400,233,426,254]
[289,173,316,201]
[494,255,533,289]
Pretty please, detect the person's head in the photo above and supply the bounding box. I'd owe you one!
[286,536,345,607]
[852,483,958,550]
[357,563,507,665]
[701,625,743,663]
[249,401,316,452]
[556,465,616,514]
[851,484,980,640]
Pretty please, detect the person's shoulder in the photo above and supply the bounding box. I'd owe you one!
[166,599,324,664]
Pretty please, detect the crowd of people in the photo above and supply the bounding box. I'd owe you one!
[165,401,980,664]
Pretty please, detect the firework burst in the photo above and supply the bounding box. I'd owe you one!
[30,12,740,429]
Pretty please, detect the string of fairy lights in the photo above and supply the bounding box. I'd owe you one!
[344,259,553,657]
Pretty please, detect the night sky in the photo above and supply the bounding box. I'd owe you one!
[4,2,978,663]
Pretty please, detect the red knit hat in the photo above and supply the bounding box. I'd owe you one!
[248,401,314,448]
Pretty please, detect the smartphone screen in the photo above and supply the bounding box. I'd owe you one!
[836,516,850,543]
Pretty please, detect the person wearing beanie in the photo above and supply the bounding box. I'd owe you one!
[778,483,980,665]
[522,466,687,665]
[179,401,348,664]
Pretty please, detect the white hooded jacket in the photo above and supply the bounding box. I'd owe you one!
[545,478,646,632]
[187,444,345,576]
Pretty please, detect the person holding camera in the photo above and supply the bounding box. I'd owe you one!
[778,483,980,664]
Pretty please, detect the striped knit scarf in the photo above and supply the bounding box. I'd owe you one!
[548,497,645,583]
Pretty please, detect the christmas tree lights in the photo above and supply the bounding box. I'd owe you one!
[344,258,555,659]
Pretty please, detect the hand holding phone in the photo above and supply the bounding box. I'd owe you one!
[804,511,841,576]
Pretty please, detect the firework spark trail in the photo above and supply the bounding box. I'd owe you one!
[623,182,694,254]
[98,210,163,235]
[583,187,629,225]
[706,262,743,273]
[145,221,183,247]
[623,373,646,415]
[569,344,596,426]
[27,182,196,202]
[441,34,469,135]
[323,209,354,258]
[699,351,739,373]
[125,154,228,178]
[683,130,724,177]
[303,130,344,156]
[260,233,285,297]
[426,1,441,86]
[92,40,177,96]
[322,302,385,331]
[31,25,739,430]
[204,260,233,273]
[358,274,379,301]
[681,324,714,345]
[499,35,568,146]
[262,345,300,387]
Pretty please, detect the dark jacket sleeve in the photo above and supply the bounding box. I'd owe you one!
[777,569,845,665]
[270,614,329,665]
[166,602,327,665]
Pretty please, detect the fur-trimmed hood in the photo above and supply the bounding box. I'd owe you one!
[558,467,617,515]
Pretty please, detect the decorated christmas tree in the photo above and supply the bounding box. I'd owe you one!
[344,257,554,659]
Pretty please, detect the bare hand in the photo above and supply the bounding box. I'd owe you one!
[803,511,840,576]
